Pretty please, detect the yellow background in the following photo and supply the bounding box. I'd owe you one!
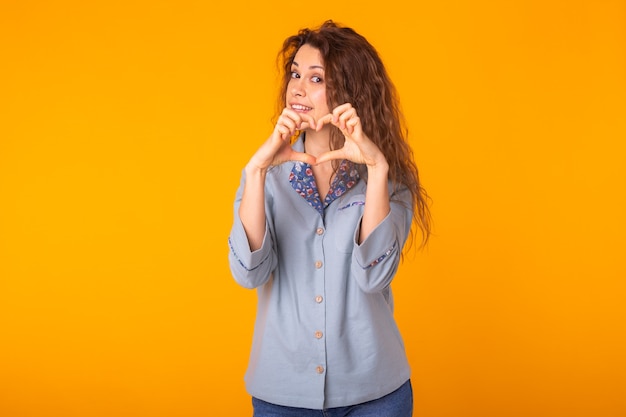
[1,1,625,416]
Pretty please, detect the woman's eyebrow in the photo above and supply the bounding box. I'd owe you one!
[292,61,324,70]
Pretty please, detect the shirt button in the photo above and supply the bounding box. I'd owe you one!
[315,331,323,339]
[315,260,323,269]
[316,366,325,374]
[316,227,324,235]
[315,295,323,303]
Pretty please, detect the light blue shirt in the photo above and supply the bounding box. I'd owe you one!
[228,136,413,409]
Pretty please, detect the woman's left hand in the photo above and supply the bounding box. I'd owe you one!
[315,103,387,168]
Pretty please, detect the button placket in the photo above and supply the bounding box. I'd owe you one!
[313,223,326,378]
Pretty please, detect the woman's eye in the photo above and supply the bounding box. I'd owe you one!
[312,76,322,83]
[290,71,300,79]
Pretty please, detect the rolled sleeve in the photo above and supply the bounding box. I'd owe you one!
[228,216,275,289]
[352,194,412,293]
[352,213,401,293]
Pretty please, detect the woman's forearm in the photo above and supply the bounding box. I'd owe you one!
[359,161,390,244]
[238,164,268,251]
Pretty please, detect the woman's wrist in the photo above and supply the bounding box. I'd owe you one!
[245,161,269,177]
[366,157,389,177]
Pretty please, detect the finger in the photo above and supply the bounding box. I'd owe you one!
[281,108,316,131]
[337,107,356,131]
[277,124,290,136]
[316,113,334,131]
[297,113,317,130]
[332,103,353,115]
[296,122,311,133]
[276,125,292,141]
[278,115,298,132]
[346,116,359,135]
[331,107,349,131]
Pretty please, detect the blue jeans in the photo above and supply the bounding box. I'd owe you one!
[252,379,413,417]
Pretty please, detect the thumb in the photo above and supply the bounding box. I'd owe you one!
[315,149,344,165]
[291,151,317,166]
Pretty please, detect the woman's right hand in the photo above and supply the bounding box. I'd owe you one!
[246,108,318,171]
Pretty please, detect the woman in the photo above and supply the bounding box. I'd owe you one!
[228,20,431,416]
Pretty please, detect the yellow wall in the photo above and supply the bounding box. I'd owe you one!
[1,1,625,416]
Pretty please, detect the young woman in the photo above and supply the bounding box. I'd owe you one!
[228,20,431,417]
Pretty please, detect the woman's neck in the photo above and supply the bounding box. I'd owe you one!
[303,128,331,157]
[301,128,334,197]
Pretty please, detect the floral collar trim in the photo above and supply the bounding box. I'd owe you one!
[289,160,360,215]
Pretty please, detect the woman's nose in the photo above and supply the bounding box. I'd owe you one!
[291,80,305,97]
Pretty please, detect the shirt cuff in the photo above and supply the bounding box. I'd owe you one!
[229,215,272,272]
[354,212,398,270]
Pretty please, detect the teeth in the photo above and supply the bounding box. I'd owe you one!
[292,104,311,111]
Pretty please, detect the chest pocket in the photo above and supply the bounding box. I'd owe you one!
[331,194,366,253]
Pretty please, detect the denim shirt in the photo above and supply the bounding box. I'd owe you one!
[228,136,413,409]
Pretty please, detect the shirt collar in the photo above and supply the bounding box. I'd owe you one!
[288,135,360,215]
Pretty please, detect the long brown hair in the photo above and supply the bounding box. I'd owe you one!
[276,20,431,247]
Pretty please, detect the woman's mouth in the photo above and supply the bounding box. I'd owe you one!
[291,104,312,112]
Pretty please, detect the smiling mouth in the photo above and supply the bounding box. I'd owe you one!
[291,104,312,111]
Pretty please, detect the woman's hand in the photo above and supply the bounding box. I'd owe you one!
[247,108,317,172]
[316,103,391,243]
[315,103,388,169]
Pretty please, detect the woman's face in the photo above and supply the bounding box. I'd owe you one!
[286,44,330,124]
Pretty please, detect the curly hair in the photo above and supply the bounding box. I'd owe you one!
[275,20,431,247]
